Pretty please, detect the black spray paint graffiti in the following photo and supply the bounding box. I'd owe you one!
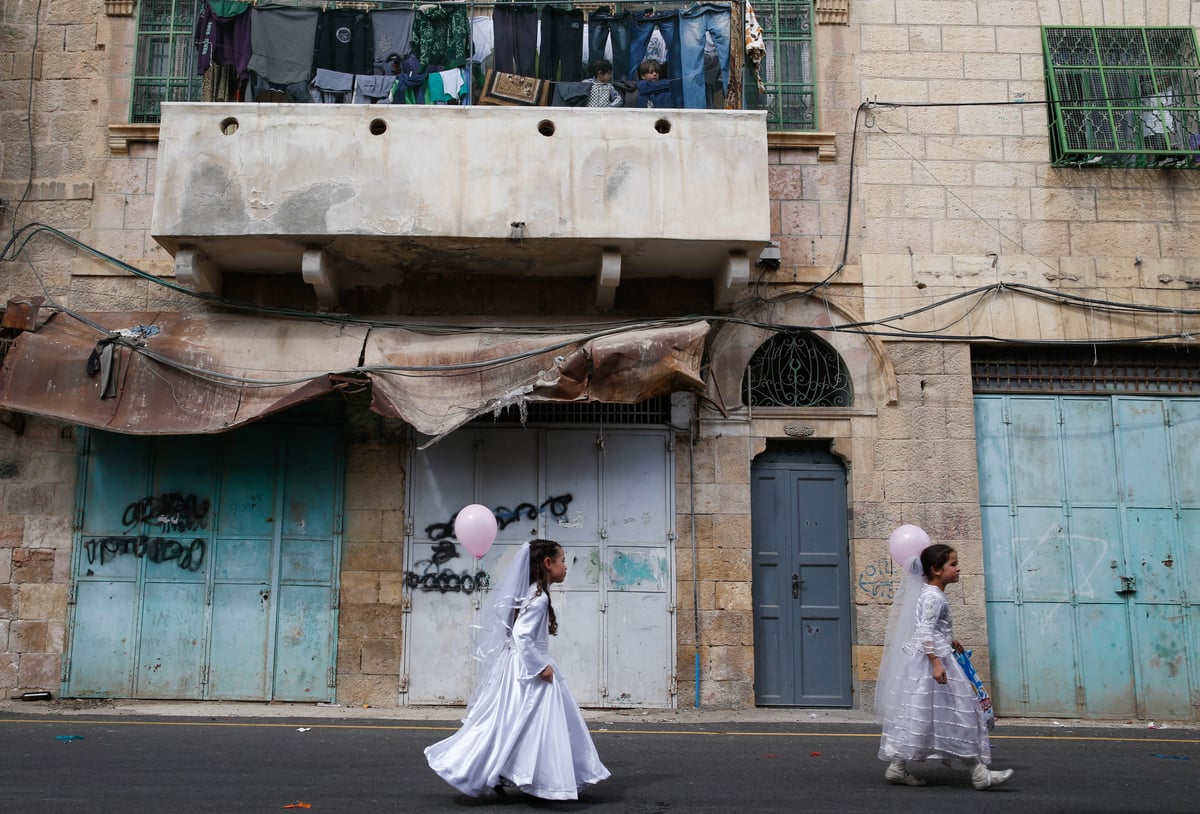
[405,495,574,594]
[122,493,211,533]
[83,535,206,572]
[405,563,491,594]
[494,494,573,530]
[422,494,574,542]
[79,493,213,573]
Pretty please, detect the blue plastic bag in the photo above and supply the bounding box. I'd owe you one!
[953,648,995,731]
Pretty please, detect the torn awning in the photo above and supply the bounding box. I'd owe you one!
[0,308,708,437]
[0,310,369,434]
[365,321,709,438]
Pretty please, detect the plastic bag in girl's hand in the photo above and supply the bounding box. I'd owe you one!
[954,649,996,731]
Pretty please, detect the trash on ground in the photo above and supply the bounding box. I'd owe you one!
[55,735,84,742]
[297,727,311,732]
[1149,754,1188,760]
[282,803,312,809]
[12,691,53,701]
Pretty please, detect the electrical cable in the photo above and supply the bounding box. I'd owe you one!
[4,0,42,245]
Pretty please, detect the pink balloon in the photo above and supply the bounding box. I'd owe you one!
[454,504,498,558]
[888,524,931,565]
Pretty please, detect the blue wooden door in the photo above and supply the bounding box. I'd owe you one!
[752,444,851,706]
[66,421,342,701]
[976,395,1199,719]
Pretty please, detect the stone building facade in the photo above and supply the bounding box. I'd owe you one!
[1,1,1197,718]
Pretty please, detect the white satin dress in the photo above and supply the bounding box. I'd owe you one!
[878,584,992,765]
[425,586,611,799]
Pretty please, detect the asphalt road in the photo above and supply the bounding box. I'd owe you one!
[0,714,1195,813]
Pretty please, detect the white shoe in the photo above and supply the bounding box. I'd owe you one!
[971,762,1014,790]
[885,760,927,786]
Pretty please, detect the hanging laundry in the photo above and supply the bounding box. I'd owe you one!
[247,6,321,86]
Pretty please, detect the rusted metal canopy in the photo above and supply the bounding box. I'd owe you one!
[0,309,708,436]
[0,310,368,434]
[365,321,709,439]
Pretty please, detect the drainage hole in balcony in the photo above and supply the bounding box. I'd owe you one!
[655,119,671,134]
[538,119,556,137]
[220,117,239,135]
[369,118,388,136]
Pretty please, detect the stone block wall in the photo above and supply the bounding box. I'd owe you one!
[334,407,409,708]
[850,341,986,710]
[674,423,756,708]
[848,3,1200,340]
[0,419,78,696]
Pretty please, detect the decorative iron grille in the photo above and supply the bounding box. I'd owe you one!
[972,345,1200,394]
[742,332,852,407]
[1043,26,1200,168]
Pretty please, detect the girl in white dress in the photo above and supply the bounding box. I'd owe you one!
[425,538,611,800]
[876,543,1014,790]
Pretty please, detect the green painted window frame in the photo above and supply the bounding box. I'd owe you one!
[131,0,202,124]
[747,0,816,131]
[1042,26,1200,168]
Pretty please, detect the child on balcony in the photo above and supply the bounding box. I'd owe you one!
[636,59,671,109]
[583,58,623,107]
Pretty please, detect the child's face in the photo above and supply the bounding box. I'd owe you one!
[544,548,567,584]
[597,70,613,83]
[933,552,960,585]
[641,68,659,80]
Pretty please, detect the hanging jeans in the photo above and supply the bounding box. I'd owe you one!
[587,7,634,81]
[630,9,683,107]
[679,4,731,110]
[539,8,585,81]
[492,6,538,77]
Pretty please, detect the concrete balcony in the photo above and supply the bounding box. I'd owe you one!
[151,103,770,310]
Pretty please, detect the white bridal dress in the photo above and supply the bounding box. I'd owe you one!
[877,582,992,765]
[425,579,610,799]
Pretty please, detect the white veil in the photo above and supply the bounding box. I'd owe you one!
[874,554,925,724]
[466,541,531,708]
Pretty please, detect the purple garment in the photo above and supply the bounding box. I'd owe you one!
[195,3,253,79]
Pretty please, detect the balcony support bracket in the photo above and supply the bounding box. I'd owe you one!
[302,248,339,310]
[715,250,750,308]
[175,247,222,295]
[597,247,621,311]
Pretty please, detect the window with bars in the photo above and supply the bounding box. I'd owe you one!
[131,0,201,124]
[746,0,816,131]
[1042,26,1200,168]
[742,331,852,408]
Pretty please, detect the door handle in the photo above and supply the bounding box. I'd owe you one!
[792,573,800,599]
[1116,575,1136,594]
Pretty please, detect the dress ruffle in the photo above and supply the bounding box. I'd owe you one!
[425,590,610,799]
[878,585,992,765]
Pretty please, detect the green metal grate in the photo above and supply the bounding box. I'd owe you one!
[131,0,202,124]
[746,1,816,131]
[1043,26,1200,168]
